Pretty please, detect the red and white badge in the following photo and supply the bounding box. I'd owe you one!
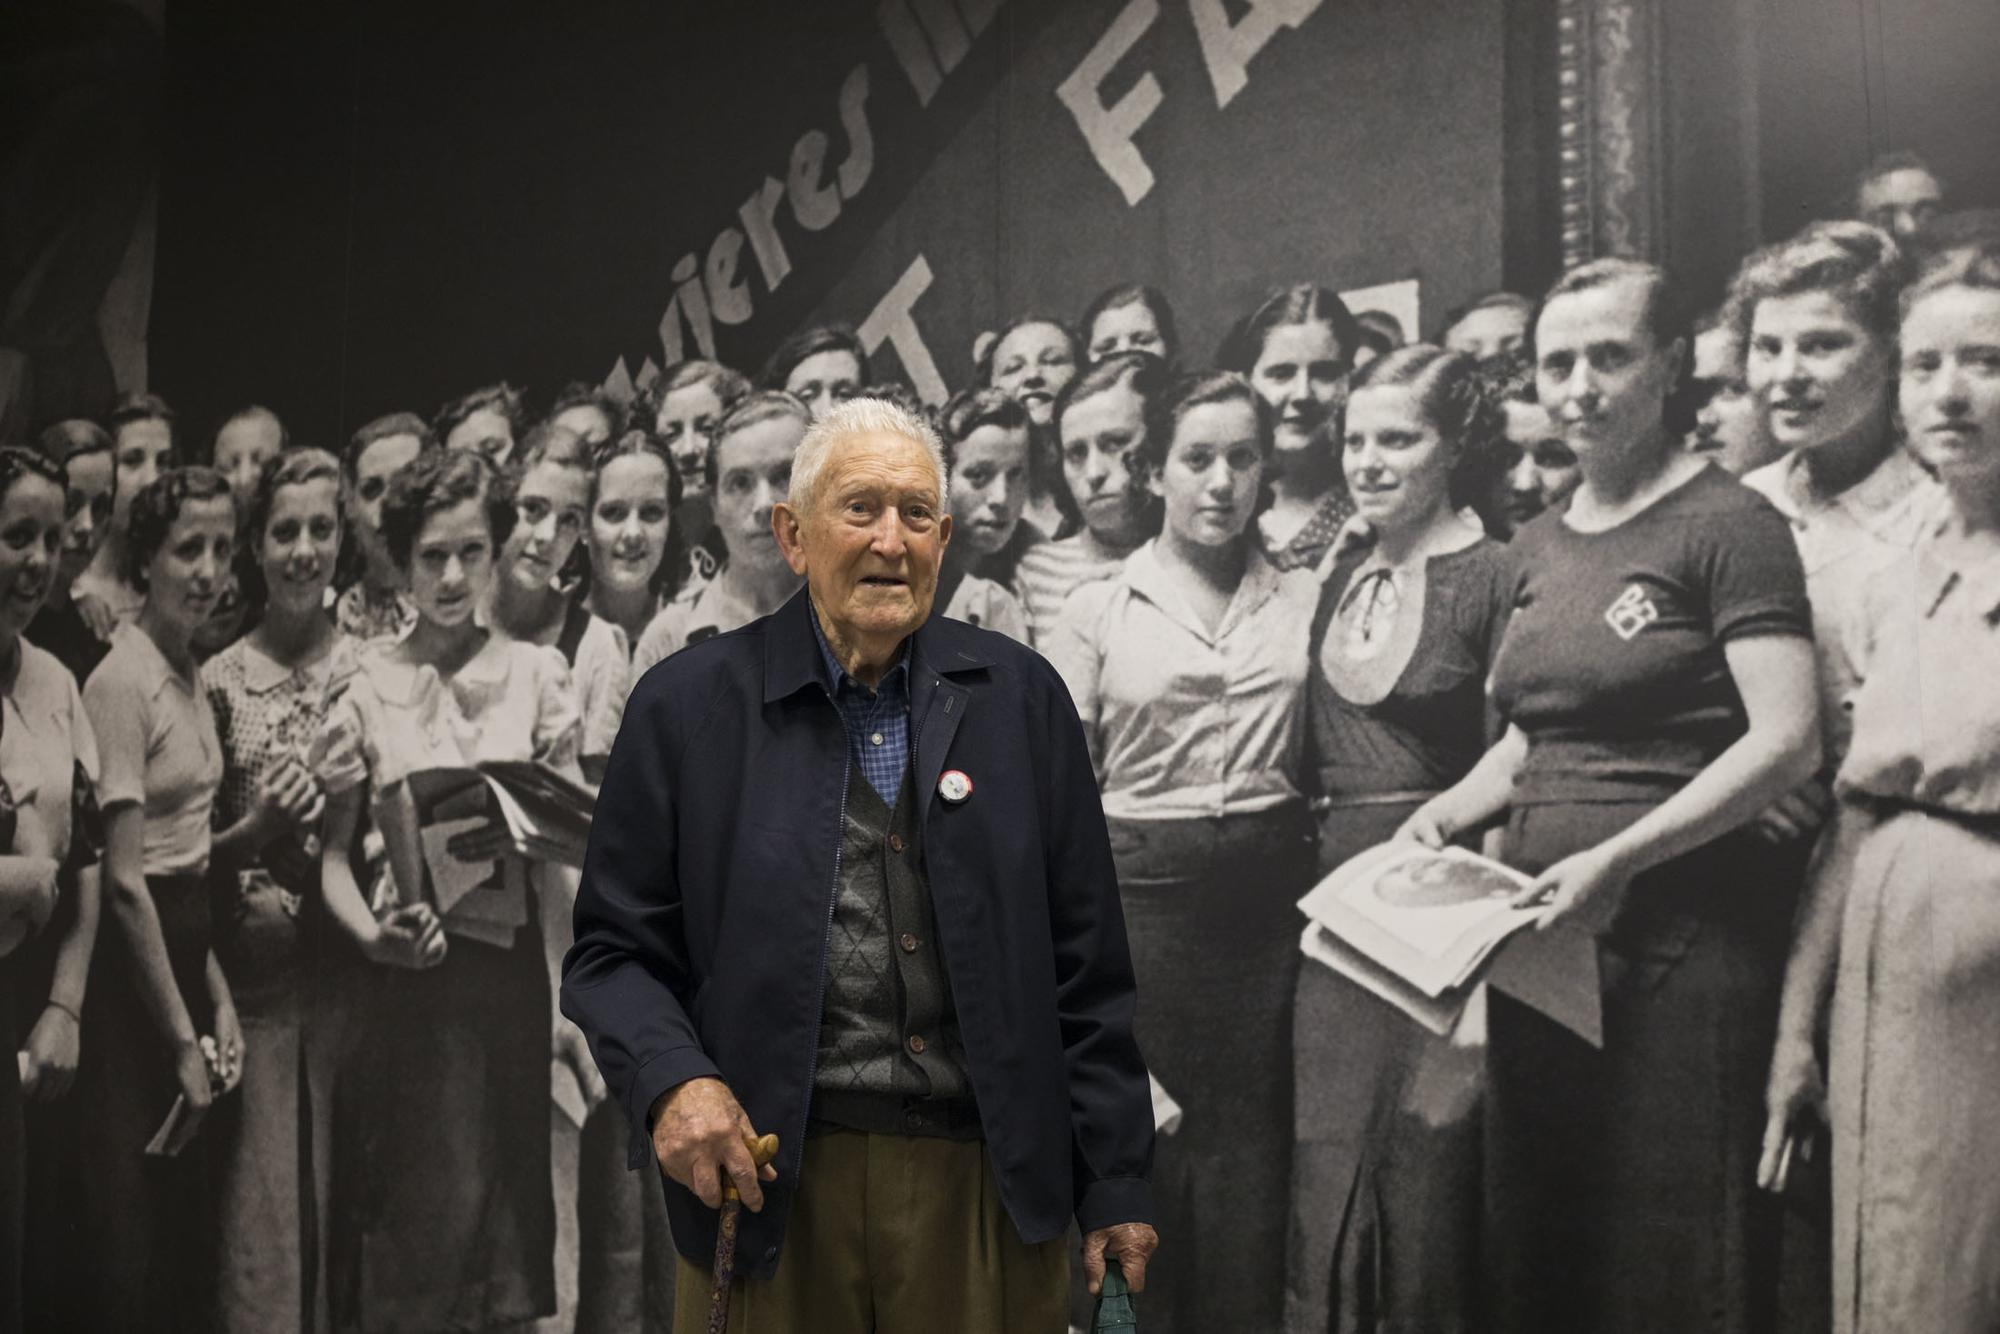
[937,770,973,805]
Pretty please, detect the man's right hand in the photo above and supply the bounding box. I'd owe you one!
[649,1076,778,1212]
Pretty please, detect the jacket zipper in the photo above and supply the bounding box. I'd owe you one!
[794,683,851,1183]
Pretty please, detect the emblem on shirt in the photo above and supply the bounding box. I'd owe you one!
[1604,584,1661,640]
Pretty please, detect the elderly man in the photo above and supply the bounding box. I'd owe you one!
[563,397,1157,1332]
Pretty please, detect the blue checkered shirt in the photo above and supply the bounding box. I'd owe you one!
[809,603,910,806]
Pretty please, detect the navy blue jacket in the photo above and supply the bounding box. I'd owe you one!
[561,590,1154,1276]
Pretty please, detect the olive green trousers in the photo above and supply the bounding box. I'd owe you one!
[673,1128,1069,1334]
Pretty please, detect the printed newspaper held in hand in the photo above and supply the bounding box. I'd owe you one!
[389,760,596,948]
[1295,841,1603,1045]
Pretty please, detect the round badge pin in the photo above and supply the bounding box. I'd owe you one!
[937,769,973,805]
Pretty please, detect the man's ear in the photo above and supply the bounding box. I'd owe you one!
[772,502,811,577]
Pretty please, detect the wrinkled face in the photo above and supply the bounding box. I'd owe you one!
[1250,320,1347,455]
[713,416,804,569]
[0,475,65,639]
[146,495,235,637]
[444,407,515,467]
[405,498,494,630]
[785,349,863,422]
[654,381,723,500]
[259,477,341,618]
[590,452,672,596]
[990,322,1077,427]
[1503,400,1580,513]
[1688,324,1772,475]
[789,431,949,646]
[213,416,283,499]
[951,424,1032,558]
[500,460,588,594]
[113,418,174,531]
[1901,285,2000,491]
[1858,168,1943,240]
[1747,291,1893,455]
[552,403,615,449]
[1058,383,1149,543]
[346,432,423,582]
[1154,398,1265,548]
[1087,301,1166,363]
[1533,279,1681,464]
[1344,384,1456,535]
[59,449,115,584]
[1444,304,1530,361]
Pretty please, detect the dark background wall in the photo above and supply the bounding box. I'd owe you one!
[8,0,1998,446]
[145,0,1529,446]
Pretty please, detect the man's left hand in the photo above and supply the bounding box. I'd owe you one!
[1081,1221,1159,1296]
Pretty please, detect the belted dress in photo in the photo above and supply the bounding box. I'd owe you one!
[1286,537,1513,1334]
[1819,526,2000,1333]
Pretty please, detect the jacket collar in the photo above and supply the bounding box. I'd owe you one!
[763,586,993,703]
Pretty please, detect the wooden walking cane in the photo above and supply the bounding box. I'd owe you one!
[706,1131,781,1334]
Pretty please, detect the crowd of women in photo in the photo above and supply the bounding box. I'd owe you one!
[0,148,1994,1333]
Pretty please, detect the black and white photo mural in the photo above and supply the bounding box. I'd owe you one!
[3,0,1998,1330]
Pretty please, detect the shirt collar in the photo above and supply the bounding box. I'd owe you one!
[807,597,909,698]
[112,621,198,700]
[1749,448,1927,536]
[1123,539,1286,641]
[1917,510,2000,625]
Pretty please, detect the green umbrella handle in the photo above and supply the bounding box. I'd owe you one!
[1092,1259,1138,1331]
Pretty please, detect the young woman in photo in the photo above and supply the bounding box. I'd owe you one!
[434,382,526,469]
[637,358,752,578]
[487,422,629,783]
[546,382,626,452]
[1013,352,1166,638]
[585,427,692,656]
[1219,284,1362,570]
[202,448,352,1333]
[631,392,809,674]
[1762,243,2000,1334]
[1044,370,1316,1334]
[313,448,582,1332]
[0,448,102,1332]
[27,419,119,681]
[333,413,429,643]
[1735,222,1930,777]
[71,467,241,1331]
[980,313,1085,540]
[758,324,868,422]
[73,392,177,637]
[1285,346,1515,1332]
[935,386,1037,641]
[1401,259,1820,1331]
[1081,282,1179,366]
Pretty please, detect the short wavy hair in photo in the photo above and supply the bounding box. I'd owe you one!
[379,447,517,571]
[124,466,235,591]
[236,447,343,614]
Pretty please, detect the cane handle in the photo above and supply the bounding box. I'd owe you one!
[721,1132,781,1202]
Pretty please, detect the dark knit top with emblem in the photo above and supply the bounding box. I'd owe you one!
[1489,463,1810,807]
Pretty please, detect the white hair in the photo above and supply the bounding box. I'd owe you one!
[787,396,951,517]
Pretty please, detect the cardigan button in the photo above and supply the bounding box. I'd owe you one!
[907,1034,926,1055]
[888,833,905,854]
[899,932,919,953]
